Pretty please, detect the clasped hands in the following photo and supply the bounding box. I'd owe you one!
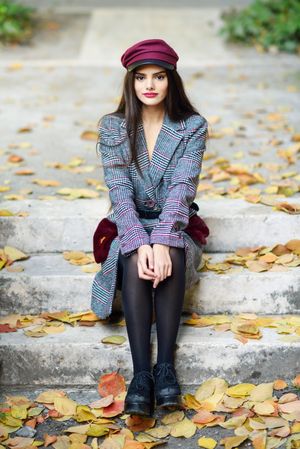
[137,243,172,288]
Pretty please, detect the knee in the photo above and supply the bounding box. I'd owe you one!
[169,247,186,269]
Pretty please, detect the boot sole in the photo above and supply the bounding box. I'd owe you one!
[124,401,154,417]
[156,395,183,410]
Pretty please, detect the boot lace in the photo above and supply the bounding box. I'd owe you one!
[154,363,178,385]
[131,370,153,391]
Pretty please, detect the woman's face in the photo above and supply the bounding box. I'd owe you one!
[133,64,168,107]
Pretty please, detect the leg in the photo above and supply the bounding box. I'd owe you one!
[118,251,153,374]
[152,247,186,409]
[153,247,186,364]
[118,252,155,417]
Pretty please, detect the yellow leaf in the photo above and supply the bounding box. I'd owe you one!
[43,323,65,334]
[226,383,255,398]
[195,378,228,402]
[145,425,170,439]
[52,435,70,449]
[275,254,294,265]
[286,239,300,254]
[24,326,47,337]
[69,434,87,444]
[54,397,77,416]
[32,179,61,187]
[169,417,197,438]
[0,414,23,427]
[81,263,99,273]
[11,406,28,419]
[101,335,126,345]
[0,209,14,216]
[81,131,98,141]
[291,422,300,433]
[86,424,110,437]
[249,383,274,402]
[161,410,184,425]
[35,390,66,404]
[75,406,97,422]
[220,435,248,449]
[182,394,201,410]
[57,188,99,199]
[63,251,87,261]
[4,246,29,262]
[65,424,90,434]
[253,402,275,415]
[198,436,217,448]
[219,415,247,429]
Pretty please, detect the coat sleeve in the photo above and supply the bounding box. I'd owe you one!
[97,115,150,256]
[149,115,208,248]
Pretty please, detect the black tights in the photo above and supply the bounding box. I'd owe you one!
[117,247,186,375]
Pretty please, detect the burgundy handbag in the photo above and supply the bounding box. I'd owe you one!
[93,214,209,264]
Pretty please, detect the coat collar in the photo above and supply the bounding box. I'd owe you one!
[120,112,186,198]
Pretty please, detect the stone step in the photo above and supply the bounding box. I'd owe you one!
[1,198,299,253]
[1,253,299,316]
[1,316,299,387]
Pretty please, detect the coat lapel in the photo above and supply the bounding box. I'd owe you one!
[120,112,186,198]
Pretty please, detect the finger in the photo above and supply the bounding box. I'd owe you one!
[153,277,159,288]
[148,250,154,271]
[141,273,158,280]
[138,257,155,277]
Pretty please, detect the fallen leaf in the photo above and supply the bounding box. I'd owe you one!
[169,417,197,438]
[198,436,217,448]
[161,410,184,425]
[101,336,126,345]
[54,397,77,416]
[98,372,126,398]
[125,415,155,432]
[226,384,255,398]
[249,383,274,402]
[273,379,288,390]
[220,435,248,449]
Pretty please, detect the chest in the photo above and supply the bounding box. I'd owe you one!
[142,122,163,162]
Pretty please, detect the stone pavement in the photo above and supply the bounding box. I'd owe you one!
[0,3,300,447]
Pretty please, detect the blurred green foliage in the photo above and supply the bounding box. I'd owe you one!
[0,0,36,44]
[219,0,300,54]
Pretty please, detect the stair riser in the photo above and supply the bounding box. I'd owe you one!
[2,216,299,253]
[1,199,300,253]
[1,341,298,387]
[1,272,299,315]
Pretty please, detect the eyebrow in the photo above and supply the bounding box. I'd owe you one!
[135,70,166,75]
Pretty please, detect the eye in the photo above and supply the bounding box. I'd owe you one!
[156,75,165,80]
[135,75,144,81]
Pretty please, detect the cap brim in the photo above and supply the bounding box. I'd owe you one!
[127,59,175,71]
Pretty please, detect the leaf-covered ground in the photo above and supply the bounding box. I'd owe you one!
[1,374,300,449]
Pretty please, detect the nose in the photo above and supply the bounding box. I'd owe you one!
[146,78,155,90]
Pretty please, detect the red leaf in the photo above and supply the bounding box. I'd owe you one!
[102,399,124,418]
[98,371,126,398]
[0,324,17,333]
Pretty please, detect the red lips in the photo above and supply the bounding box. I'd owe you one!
[143,93,158,97]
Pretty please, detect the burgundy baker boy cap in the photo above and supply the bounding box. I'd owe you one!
[121,38,179,71]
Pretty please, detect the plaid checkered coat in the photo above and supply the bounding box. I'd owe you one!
[91,111,208,319]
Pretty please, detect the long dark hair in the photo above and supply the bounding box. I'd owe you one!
[98,67,209,177]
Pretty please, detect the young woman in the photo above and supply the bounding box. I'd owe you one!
[91,38,209,417]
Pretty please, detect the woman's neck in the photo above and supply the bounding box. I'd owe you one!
[141,106,166,125]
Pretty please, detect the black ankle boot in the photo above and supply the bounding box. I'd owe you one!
[153,362,183,409]
[124,370,155,417]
